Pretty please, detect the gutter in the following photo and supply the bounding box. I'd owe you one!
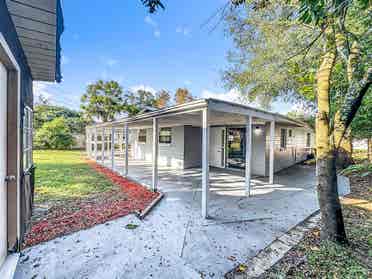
[87,98,312,130]
[55,0,64,83]
[88,99,208,129]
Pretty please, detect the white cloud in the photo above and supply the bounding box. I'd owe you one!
[106,58,118,67]
[33,82,52,101]
[144,15,157,27]
[130,84,157,95]
[145,15,161,38]
[61,55,70,65]
[201,88,243,103]
[154,30,161,38]
[176,26,191,36]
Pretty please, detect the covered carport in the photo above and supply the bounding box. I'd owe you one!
[86,98,307,219]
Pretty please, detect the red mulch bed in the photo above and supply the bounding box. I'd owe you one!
[23,161,159,247]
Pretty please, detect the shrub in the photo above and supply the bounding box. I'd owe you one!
[341,163,372,177]
[34,117,74,150]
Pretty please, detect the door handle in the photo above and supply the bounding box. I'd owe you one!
[5,175,16,182]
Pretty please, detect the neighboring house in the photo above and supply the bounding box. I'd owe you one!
[86,98,315,217]
[0,0,63,275]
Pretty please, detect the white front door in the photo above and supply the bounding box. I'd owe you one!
[210,127,226,168]
[0,61,8,267]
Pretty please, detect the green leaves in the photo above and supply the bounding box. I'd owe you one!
[81,80,125,122]
[34,117,74,150]
[141,0,164,13]
[297,0,327,25]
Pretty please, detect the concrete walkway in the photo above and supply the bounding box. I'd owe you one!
[15,164,317,279]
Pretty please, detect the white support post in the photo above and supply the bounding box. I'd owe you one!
[124,124,129,177]
[152,118,159,192]
[111,127,115,170]
[202,108,210,219]
[245,115,253,196]
[88,129,92,158]
[86,128,89,156]
[94,128,98,161]
[269,120,275,184]
[101,129,105,164]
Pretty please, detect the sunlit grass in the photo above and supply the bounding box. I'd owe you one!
[34,150,116,202]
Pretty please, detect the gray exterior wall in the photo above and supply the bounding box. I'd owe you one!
[265,124,314,175]
[184,126,202,169]
[1,0,34,248]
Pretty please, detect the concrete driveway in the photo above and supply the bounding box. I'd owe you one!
[15,163,317,279]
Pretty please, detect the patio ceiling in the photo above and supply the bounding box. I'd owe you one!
[6,0,63,82]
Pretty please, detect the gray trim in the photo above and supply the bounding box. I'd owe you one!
[88,99,312,131]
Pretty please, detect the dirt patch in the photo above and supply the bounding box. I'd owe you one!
[258,174,372,279]
[23,161,159,248]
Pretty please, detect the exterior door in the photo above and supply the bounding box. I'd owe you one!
[227,128,246,169]
[0,61,8,266]
[210,127,226,168]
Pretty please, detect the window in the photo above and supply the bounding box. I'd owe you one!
[23,107,33,171]
[288,129,292,137]
[280,128,287,149]
[306,132,311,147]
[138,129,147,143]
[159,127,172,144]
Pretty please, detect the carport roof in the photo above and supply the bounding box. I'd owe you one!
[6,0,64,82]
[88,98,312,129]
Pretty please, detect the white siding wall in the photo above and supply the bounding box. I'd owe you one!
[251,124,266,176]
[131,126,185,169]
[128,123,314,174]
[265,125,314,174]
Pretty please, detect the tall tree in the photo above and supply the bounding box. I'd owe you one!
[226,0,371,243]
[174,88,194,105]
[80,80,124,122]
[155,89,171,108]
[34,104,87,134]
[125,89,156,116]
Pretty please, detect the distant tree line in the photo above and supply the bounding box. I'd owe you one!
[33,102,87,150]
[80,79,195,123]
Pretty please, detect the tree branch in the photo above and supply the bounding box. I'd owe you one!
[343,68,372,129]
[335,68,372,149]
[285,30,324,62]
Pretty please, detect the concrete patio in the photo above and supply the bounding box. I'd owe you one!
[15,163,318,279]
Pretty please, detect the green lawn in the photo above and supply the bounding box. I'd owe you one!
[34,150,116,203]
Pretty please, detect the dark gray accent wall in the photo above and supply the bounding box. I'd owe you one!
[184,126,202,169]
[1,0,34,249]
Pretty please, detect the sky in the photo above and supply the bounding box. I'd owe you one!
[34,0,294,113]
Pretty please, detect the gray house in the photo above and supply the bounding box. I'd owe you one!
[0,0,63,276]
[86,98,315,219]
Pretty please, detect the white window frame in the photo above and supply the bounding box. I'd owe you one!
[138,129,147,144]
[306,132,311,148]
[280,128,287,150]
[23,106,33,171]
[288,129,293,137]
[159,127,172,145]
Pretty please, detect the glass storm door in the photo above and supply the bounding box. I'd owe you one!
[227,128,246,169]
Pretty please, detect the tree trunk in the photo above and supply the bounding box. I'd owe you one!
[368,138,372,163]
[334,111,354,168]
[316,30,347,243]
